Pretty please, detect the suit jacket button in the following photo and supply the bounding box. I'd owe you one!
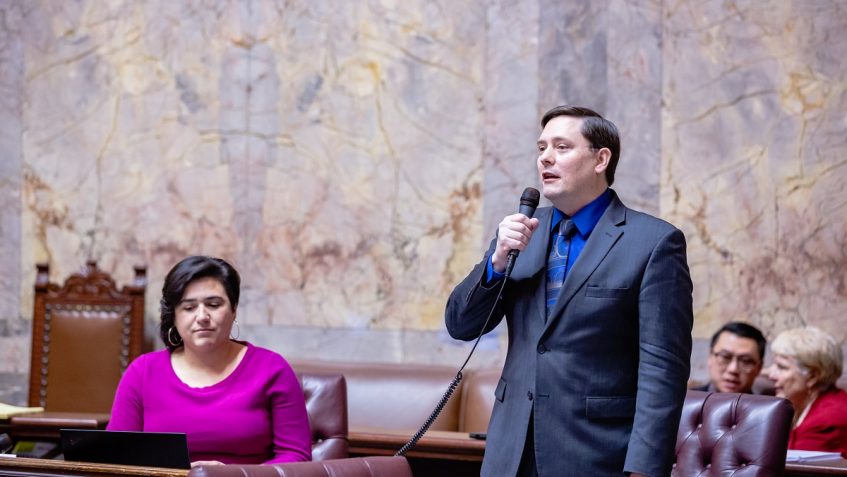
[537,344,547,354]
[527,391,533,401]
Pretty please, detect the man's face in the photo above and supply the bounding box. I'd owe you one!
[707,332,763,393]
[536,115,607,213]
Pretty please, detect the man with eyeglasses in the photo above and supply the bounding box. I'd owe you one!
[696,322,766,394]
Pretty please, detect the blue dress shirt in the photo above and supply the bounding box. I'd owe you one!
[485,189,613,283]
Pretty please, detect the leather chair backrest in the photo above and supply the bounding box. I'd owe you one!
[293,360,464,431]
[29,261,146,412]
[674,390,794,476]
[299,372,348,460]
[188,456,412,477]
[459,367,499,433]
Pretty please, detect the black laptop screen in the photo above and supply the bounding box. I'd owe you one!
[60,429,191,469]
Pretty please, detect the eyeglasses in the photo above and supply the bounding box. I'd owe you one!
[712,351,760,372]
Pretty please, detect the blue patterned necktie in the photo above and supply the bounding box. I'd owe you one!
[546,219,576,317]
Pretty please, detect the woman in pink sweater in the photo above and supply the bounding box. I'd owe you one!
[108,256,311,466]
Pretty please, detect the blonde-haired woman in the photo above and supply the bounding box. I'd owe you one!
[767,326,847,456]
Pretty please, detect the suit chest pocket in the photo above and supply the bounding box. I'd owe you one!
[585,286,629,299]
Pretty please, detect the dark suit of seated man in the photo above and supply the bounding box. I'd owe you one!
[695,321,766,394]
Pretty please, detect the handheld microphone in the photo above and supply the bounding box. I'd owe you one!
[504,187,540,276]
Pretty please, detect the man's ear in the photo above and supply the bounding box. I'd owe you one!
[595,147,611,174]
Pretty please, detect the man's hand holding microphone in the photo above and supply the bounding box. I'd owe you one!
[492,188,541,276]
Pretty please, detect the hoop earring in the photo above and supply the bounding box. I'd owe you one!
[230,320,240,340]
[168,326,182,347]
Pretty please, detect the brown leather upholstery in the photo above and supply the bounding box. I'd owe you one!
[673,390,794,476]
[28,261,146,413]
[459,367,499,433]
[187,456,412,477]
[293,360,465,432]
[299,372,348,460]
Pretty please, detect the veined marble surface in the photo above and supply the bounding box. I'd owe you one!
[15,0,486,332]
[0,1,845,386]
[662,0,847,340]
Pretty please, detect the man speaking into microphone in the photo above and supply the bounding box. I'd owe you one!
[445,105,693,477]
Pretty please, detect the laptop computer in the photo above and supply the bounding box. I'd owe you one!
[60,429,191,469]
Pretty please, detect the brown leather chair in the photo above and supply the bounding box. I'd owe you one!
[188,456,412,477]
[673,390,794,476]
[28,261,146,412]
[299,372,348,460]
[292,360,464,431]
[459,367,499,433]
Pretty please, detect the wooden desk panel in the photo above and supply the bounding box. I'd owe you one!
[0,457,187,477]
[786,458,847,476]
[7,412,109,440]
[349,428,484,461]
[10,416,839,476]
[347,428,484,477]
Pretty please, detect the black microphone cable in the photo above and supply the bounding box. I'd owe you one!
[395,276,509,457]
[396,187,539,456]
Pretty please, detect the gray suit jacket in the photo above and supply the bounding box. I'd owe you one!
[445,191,693,477]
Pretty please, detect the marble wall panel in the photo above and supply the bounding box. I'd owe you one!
[0,0,845,396]
[0,2,23,323]
[17,0,487,343]
[606,0,663,215]
[535,0,664,213]
[663,0,847,341]
[537,0,608,115]
[251,1,488,330]
[244,325,505,369]
[0,1,28,376]
[481,0,540,236]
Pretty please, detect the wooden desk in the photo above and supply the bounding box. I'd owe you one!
[4,412,109,440]
[0,456,187,477]
[348,428,484,477]
[786,458,847,476]
[349,427,484,461]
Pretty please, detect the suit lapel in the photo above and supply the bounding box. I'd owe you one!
[543,197,626,332]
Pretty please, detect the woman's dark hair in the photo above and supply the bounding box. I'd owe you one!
[159,256,241,352]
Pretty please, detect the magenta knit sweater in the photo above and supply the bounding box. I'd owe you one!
[107,342,312,464]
